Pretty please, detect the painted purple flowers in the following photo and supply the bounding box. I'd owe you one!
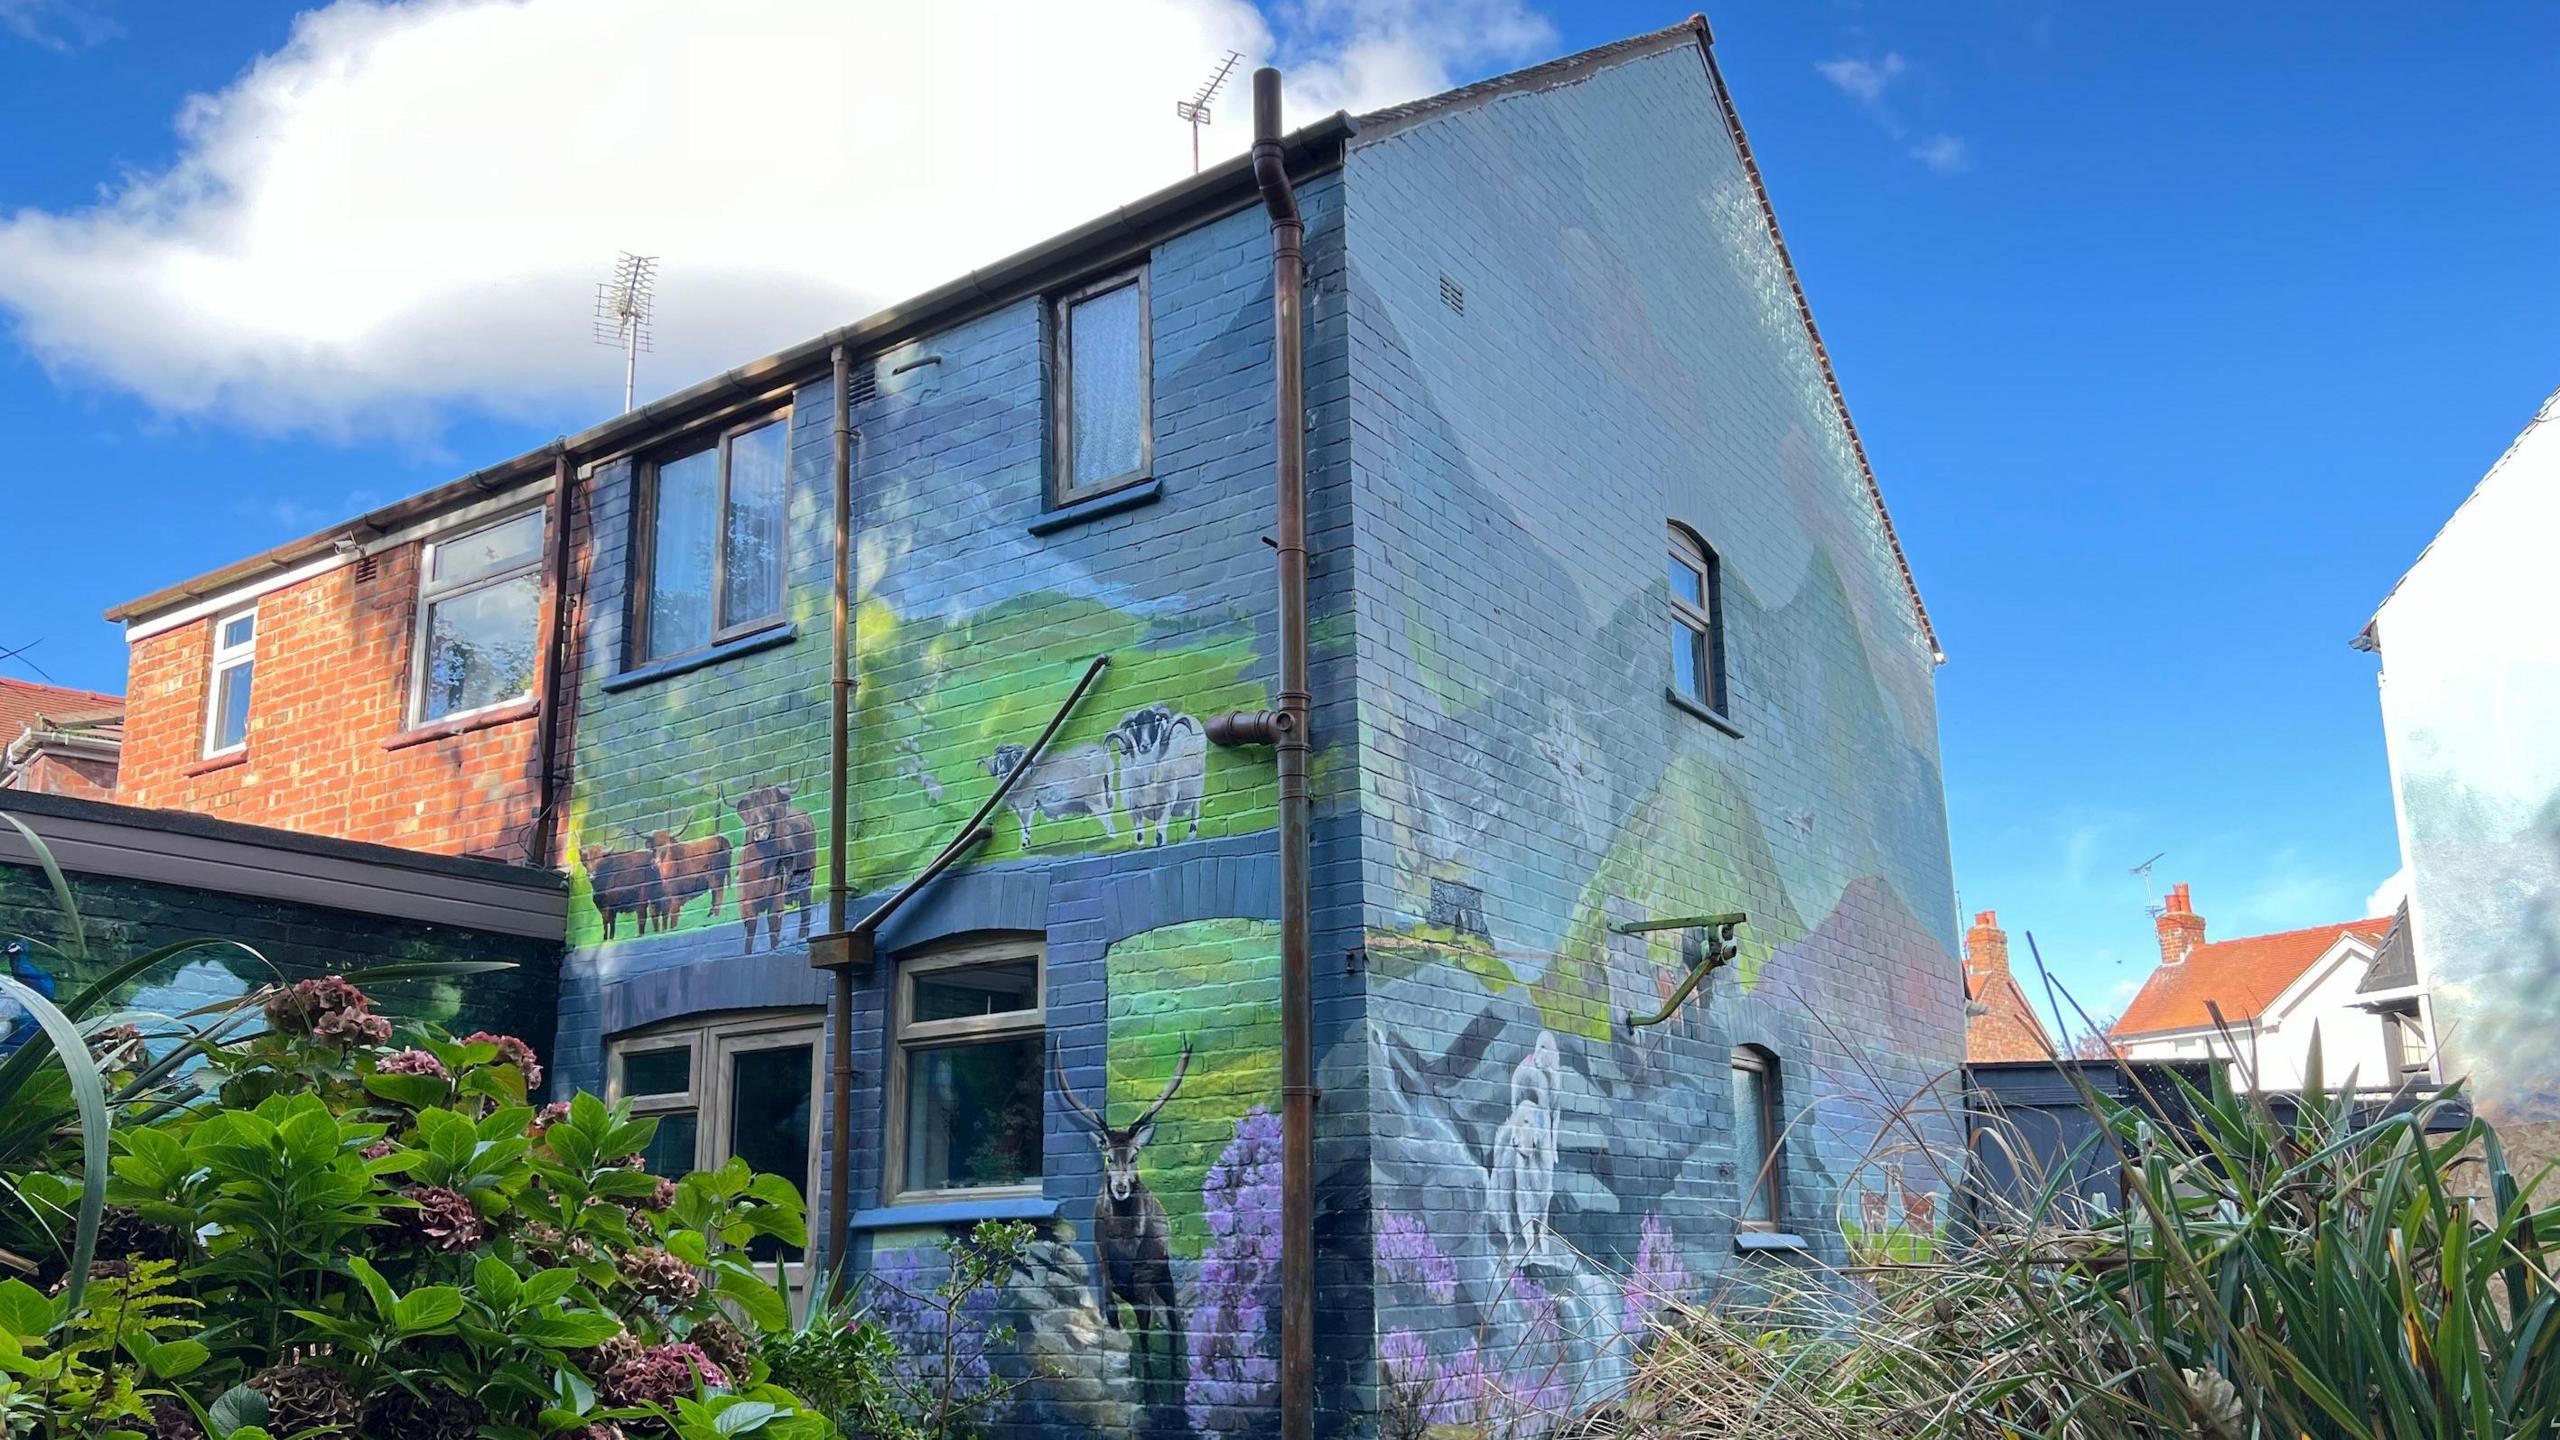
[1621,1213,1692,1335]
[1187,1104,1282,1438]
[1375,1210,1459,1304]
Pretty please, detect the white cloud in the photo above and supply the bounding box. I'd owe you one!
[1814,52,1904,105]
[1908,133,1968,174]
[1815,48,1967,176]
[0,0,1548,437]
[2364,865,2410,917]
[0,0,117,50]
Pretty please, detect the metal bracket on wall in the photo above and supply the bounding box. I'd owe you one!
[1614,911,1746,1032]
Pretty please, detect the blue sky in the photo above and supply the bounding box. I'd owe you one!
[3,1,2555,1031]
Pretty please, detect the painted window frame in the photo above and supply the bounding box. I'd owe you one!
[407,506,547,727]
[1668,523,1728,717]
[202,605,258,758]
[883,935,1047,1208]
[607,1010,823,1266]
[1732,1045,1783,1232]
[1047,266,1154,506]
[629,408,793,666]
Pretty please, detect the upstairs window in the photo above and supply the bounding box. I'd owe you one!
[1732,1046,1782,1230]
[636,414,789,662]
[204,607,256,756]
[412,509,545,724]
[1668,525,1727,715]
[1050,268,1151,503]
[887,939,1045,1203]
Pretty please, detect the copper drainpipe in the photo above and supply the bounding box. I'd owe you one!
[527,444,576,868]
[825,344,856,1273]
[1254,65,1317,1440]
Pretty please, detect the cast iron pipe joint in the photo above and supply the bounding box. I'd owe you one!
[1251,69,1301,230]
[1205,709,1285,748]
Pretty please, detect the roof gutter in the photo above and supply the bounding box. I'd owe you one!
[104,113,1358,628]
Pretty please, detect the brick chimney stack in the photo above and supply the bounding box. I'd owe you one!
[1965,909,2009,979]
[2156,883,2206,967]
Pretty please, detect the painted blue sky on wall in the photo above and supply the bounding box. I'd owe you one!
[4,0,2559,1033]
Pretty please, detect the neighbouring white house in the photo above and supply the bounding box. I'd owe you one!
[2355,385,2560,1153]
[2109,883,2434,1093]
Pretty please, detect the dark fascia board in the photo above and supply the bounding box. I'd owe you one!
[0,789,554,888]
[105,114,1357,627]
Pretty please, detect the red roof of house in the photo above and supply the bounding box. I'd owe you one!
[2112,917,2391,1038]
[0,677,122,741]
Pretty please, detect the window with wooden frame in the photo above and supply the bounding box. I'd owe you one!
[203,606,257,757]
[632,412,790,663]
[1048,267,1151,504]
[1668,524,1727,715]
[608,1011,820,1263]
[886,937,1045,1205]
[1731,1046,1782,1230]
[410,507,545,725]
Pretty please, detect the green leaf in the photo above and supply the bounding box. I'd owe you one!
[516,1311,624,1349]
[363,1070,452,1109]
[143,1338,211,1379]
[474,1255,523,1309]
[393,1285,466,1334]
[712,1400,781,1435]
[209,1383,270,1438]
[0,1280,54,1341]
[716,1270,789,1334]
[344,1255,399,1321]
[336,958,519,983]
[0,812,87,961]
[519,1268,582,1309]
[665,1228,710,1265]
[0,973,110,1312]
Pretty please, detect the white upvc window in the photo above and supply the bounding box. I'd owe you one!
[203,607,257,756]
[885,936,1046,1205]
[608,1010,822,1268]
[411,508,546,726]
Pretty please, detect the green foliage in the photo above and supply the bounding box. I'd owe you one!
[1620,1064,2560,1440]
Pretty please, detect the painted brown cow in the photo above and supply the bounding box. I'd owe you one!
[727,784,815,954]
[647,809,731,929]
[580,845,661,939]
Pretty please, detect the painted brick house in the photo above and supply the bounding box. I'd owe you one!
[103,21,1962,1434]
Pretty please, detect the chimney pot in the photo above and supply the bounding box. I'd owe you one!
[2156,883,2206,967]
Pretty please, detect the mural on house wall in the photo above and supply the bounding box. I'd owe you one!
[1339,37,1966,1426]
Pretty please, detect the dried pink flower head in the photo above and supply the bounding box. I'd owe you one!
[375,1048,450,1081]
[360,1137,400,1162]
[618,1246,702,1306]
[396,1185,486,1253]
[265,976,393,1048]
[599,1342,728,1408]
[461,1031,543,1088]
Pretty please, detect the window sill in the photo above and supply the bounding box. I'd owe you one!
[1666,688,1744,737]
[602,622,797,693]
[1734,1231,1808,1255]
[1028,477,1162,535]
[184,750,249,778]
[848,1194,1058,1231]
[383,695,538,751]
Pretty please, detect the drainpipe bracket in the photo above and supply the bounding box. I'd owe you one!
[808,931,876,973]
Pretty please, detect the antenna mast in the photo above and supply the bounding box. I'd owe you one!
[2129,851,2167,919]
[1174,51,1244,173]
[593,252,659,413]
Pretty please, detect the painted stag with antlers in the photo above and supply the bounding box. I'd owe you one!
[1054,1037,1192,1381]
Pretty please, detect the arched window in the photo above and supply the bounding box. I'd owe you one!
[1667,524,1726,715]
[1731,1045,1782,1229]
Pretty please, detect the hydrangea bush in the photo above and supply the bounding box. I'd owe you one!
[0,974,824,1440]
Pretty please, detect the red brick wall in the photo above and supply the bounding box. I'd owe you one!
[118,541,550,862]
[7,751,119,800]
